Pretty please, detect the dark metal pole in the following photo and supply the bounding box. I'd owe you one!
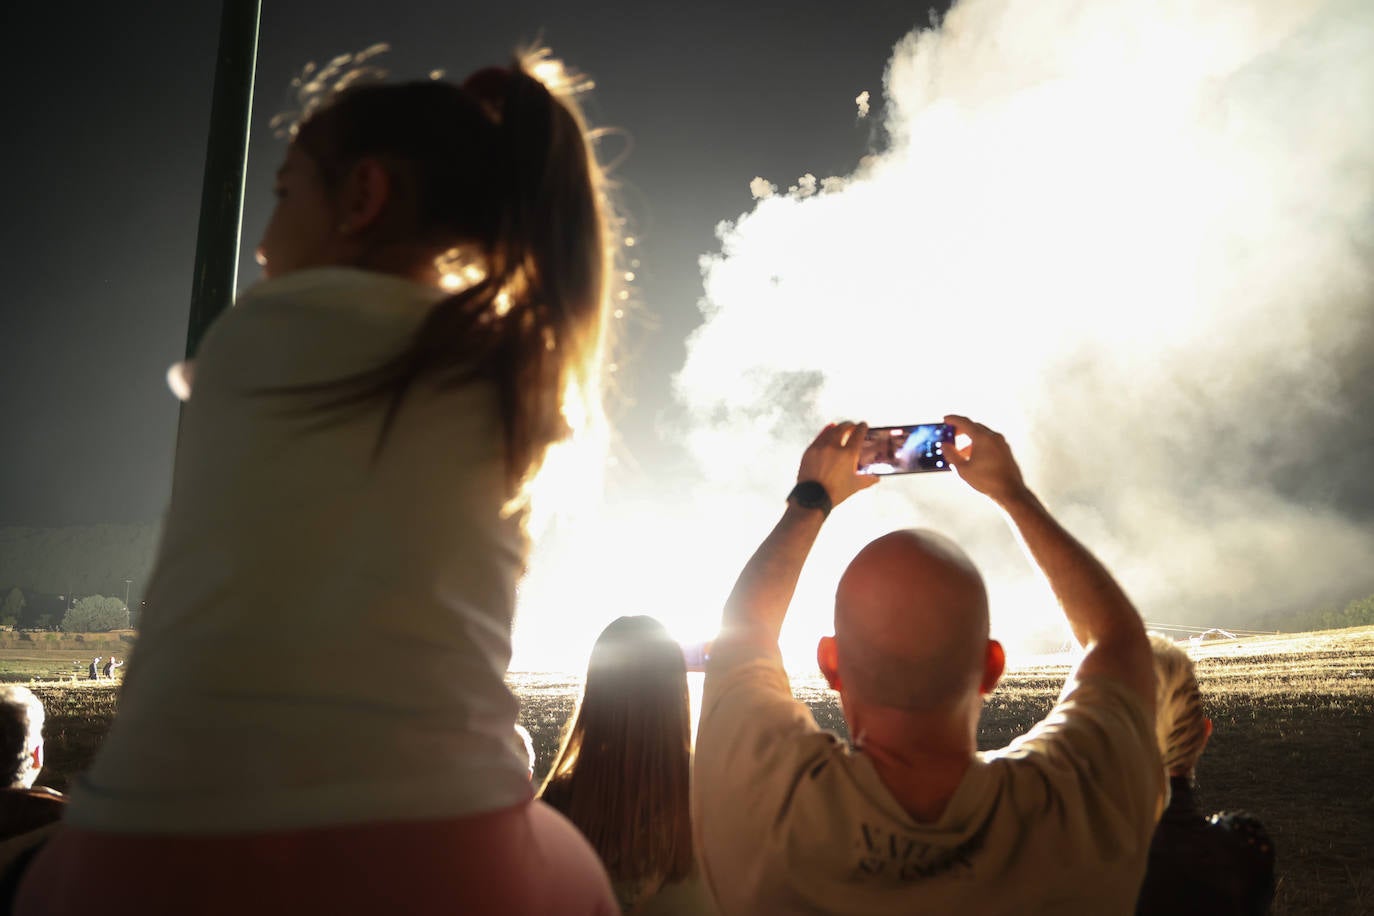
[184,0,261,359]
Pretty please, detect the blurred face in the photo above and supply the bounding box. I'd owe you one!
[255,145,341,279]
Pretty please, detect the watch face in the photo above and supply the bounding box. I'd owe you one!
[789,482,831,513]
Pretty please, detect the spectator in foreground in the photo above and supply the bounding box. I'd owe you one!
[541,617,717,915]
[694,417,1164,914]
[0,687,64,841]
[18,50,620,916]
[1136,635,1275,915]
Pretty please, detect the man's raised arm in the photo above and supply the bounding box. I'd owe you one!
[719,422,879,648]
[943,415,1155,714]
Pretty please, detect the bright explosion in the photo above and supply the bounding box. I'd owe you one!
[513,0,1374,673]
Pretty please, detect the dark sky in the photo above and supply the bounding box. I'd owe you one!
[0,0,948,527]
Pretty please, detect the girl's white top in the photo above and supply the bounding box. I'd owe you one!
[68,268,533,832]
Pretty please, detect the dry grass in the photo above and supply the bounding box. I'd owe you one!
[12,627,1372,915]
[971,627,1374,915]
[1174,628,1374,915]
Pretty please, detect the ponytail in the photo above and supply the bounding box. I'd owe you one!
[280,51,614,501]
[468,59,610,498]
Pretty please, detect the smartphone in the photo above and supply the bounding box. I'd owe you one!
[858,423,955,475]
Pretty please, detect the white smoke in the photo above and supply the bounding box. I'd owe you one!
[856,90,871,119]
[669,0,1374,665]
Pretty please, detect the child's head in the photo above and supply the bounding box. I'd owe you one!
[259,75,526,282]
[1148,633,1213,778]
[259,54,607,288]
[261,51,617,496]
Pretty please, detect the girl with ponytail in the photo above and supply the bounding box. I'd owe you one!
[16,51,620,915]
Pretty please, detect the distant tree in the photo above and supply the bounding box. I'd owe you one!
[0,588,23,628]
[62,595,129,633]
[1338,593,1374,628]
[1259,591,1374,633]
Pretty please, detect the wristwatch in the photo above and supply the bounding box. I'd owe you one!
[787,480,832,518]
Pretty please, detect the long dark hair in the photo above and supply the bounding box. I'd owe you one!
[283,51,613,500]
[539,616,695,888]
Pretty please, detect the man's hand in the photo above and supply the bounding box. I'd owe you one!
[719,421,878,648]
[797,421,881,507]
[942,414,1028,506]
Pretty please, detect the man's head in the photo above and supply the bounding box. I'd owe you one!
[818,530,1004,718]
[0,686,45,789]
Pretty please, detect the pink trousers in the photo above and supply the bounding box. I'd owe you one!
[14,800,617,915]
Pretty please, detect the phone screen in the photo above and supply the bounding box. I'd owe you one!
[858,423,955,475]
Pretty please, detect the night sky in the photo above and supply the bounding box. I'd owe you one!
[2,0,948,527]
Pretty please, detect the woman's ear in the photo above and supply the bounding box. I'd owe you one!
[337,157,392,235]
[817,636,842,691]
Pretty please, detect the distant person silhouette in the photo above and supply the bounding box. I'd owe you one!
[86,659,100,682]
[1136,635,1275,915]
[101,659,123,680]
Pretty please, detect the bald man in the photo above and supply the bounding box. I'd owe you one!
[693,417,1164,914]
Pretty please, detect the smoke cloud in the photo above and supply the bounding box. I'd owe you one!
[669,0,1374,664]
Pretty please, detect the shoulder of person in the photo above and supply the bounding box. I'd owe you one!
[989,673,1165,813]
[990,673,1158,760]
[203,268,438,348]
[700,636,791,702]
[235,267,446,316]
[695,714,841,804]
[704,633,783,670]
[1054,672,1156,737]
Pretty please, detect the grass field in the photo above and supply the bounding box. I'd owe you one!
[0,653,124,683]
[7,627,1371,915]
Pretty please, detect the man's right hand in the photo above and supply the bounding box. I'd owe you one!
[942,414,1029,505]
[720,421,877,648]
[796,421,881,510]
